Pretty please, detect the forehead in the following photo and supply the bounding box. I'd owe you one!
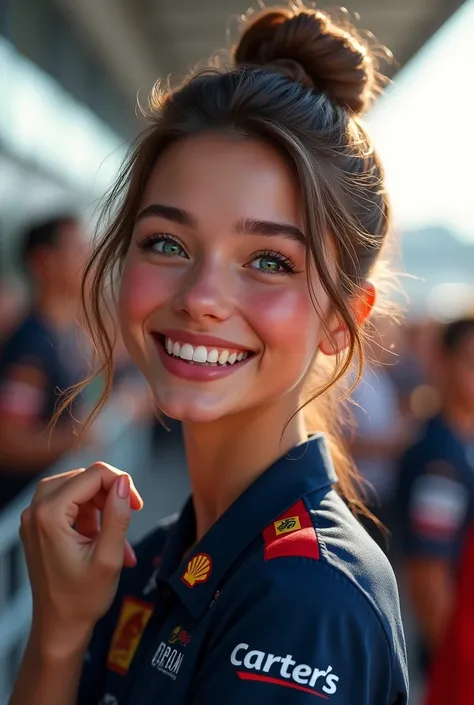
[140,134,303,227]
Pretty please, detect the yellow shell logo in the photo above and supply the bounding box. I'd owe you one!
[181,553,212,588]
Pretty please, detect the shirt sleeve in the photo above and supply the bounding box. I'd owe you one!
[189,560,407,705]
[402,457,469,560]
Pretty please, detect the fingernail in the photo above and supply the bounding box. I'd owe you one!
[117,474,130,499]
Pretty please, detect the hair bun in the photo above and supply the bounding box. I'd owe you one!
[234,7,378,115]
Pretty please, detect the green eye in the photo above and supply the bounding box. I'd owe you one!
[249,252,296,274]
[156,239,186,257]
[256,257,282,272]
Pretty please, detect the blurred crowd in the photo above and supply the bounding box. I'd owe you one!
[1,214,474,701]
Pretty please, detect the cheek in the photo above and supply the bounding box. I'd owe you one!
[243,284,321,353]
[119,261,168,325]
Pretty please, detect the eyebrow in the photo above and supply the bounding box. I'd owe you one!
[235,218,305,244]
[136,204,196,227]
[136,204,305,244]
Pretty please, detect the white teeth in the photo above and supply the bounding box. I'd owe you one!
[163,337,250,366]
[192,345,208,363]
[207,349,219,363]
[180,343,193,361]
[218,350,229,365]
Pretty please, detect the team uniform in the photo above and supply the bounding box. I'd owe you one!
[78,436,408,705]
[398,413,474,570]
[397,413,474,674]
[0,312,86,508]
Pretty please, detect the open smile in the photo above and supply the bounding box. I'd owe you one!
[152,331,257,381]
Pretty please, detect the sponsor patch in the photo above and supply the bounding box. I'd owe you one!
[181,553,212,587]
[274,516,301,535]
[231,642,339,698]
[410,474,468,540]
[107,597,153,675]
[263,499,319,561]
[168,624,192,646]
[151,625,192,682]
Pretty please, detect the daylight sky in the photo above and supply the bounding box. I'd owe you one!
[366,0,474,242]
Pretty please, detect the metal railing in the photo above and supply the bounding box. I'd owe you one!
[0,403,152,704]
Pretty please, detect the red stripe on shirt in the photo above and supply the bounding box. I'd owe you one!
[237,671,329,698]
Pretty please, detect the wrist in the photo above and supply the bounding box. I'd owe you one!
[30,617,93,663]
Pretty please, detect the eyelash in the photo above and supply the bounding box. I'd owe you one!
[137,233,185,254]
[136,234,300,275]
[251,249,300,274]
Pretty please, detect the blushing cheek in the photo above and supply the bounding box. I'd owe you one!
[245,286,320,353]
[119,261,168,325]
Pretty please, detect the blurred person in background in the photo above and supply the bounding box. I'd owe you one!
[397,317,474,677]
[0,274,27,341]
[0,215,91,509]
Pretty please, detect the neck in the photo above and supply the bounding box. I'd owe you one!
[34,286,78,330]
[183,395,307,542]
[441,398,474,441]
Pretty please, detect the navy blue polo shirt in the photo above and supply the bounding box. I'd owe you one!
[78,436,408,705]
[398,414,474,566]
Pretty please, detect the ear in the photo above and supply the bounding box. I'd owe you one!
[318,281,376,356]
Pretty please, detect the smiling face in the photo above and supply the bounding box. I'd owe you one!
[119,133,338,423]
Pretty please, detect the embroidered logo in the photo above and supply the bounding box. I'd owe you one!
[274,516,301,536]
[181,553,212,587]
[107,597,153,675]
[168,624,192,646]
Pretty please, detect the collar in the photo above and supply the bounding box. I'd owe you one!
[159,434,337,619]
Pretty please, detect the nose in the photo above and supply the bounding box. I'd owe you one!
[172,259,234,323]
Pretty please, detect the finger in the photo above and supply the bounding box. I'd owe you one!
[75,503,100,539]
[48,462,143,513]
[94,475,132,570]
[32,468,85,505]
[90,486,142,513]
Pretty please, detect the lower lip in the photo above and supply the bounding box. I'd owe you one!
[153,337,254,382]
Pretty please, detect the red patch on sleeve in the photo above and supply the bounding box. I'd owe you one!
[263,499,319,561]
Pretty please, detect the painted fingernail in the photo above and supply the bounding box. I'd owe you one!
[117,474,130,499]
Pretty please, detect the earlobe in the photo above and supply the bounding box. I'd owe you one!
[318,327,350,356]
[318,281,376,357]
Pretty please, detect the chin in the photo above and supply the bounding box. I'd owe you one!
[154,392,232,425]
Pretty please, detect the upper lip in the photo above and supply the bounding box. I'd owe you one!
[156,328,255,352]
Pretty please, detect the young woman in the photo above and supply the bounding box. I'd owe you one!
[10,5,408,704]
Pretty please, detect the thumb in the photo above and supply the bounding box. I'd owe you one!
[94,474,132,570]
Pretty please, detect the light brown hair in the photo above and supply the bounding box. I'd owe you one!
[61,4,395,517]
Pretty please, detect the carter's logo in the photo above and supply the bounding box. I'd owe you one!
[169,625,192,646]
[107,597,153,675]
[274,516,301,536]
[181,553,212,587]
